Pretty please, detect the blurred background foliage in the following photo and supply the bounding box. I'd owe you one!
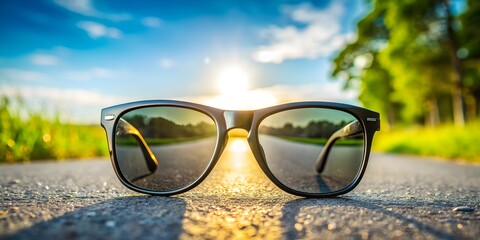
[0,97,108,163]
[333,0,480,162]
[333,0,479,128]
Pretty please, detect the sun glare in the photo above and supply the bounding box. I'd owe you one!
[230,138,249,153]
[218,66,249,95]
[203,65,278,110]
[228,138,250,169]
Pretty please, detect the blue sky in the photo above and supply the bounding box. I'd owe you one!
[0,0,369,123]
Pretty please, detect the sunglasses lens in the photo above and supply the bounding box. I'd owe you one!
[114,107,217,192]
[258,108,365,194]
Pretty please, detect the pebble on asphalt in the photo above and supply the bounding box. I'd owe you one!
[452,206,474,212]
[105,220,116,228]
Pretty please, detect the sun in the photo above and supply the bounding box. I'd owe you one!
[202,64,278,110]
[217,66,249,95]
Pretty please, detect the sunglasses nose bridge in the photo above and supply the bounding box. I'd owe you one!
[223,110,254,132]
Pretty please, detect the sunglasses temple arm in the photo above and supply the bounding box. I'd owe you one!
[117,119,158,173]
[315,120,363,174]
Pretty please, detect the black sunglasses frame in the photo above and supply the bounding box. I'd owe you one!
[101,100,380,197]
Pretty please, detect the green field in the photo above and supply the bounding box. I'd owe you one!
[0,97,108,163]
[116,136,212,146]
[373,122,480,163]
[277,136,364,146]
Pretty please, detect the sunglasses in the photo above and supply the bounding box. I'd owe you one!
[101,100,380,197]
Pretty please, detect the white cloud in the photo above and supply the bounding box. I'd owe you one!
[53,0,93,16]
[158,58,175,69]
[77,21,122,39]
[65,67,114,81]
[29,54,59,66]
[0,85,118,106]
[51,46,71,57]
[0,68,46,81]
[53,0,131,21]
[142,17,163,28]
[252,3,355,64]
[258,82,358,103]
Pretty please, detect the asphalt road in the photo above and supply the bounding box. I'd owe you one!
[116,135,362,193]
[1,138,479,239]
[259,135,364,193]
[116,137,217,191]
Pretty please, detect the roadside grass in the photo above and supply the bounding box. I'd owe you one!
[373,121,480,163]
[278,136,363,146]
[0,97,108,163]
[116,136,213,146]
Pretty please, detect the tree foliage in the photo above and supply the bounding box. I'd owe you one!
[124,115,216,139]
[333,0,480,128]
[260,120,350,139]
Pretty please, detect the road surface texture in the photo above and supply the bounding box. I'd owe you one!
[1,138,479,239]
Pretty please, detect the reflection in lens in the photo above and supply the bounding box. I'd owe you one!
[114,107,217,192]
[258,108,365,194]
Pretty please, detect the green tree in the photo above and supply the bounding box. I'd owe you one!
[332,3,401,129]
[333,0,479,127]
[459,0,480,121]
[380,0,454,126]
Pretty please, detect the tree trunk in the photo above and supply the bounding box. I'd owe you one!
[445,0,466,126]
[426,96,440,127]
[387,106,395,130]
[465,91,477,121]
